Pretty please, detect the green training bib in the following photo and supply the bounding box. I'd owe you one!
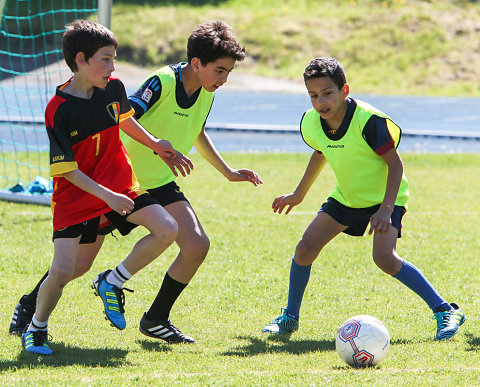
[301,99,409,208]
[121,65,214,189]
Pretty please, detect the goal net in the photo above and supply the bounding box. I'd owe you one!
[0,0,98,205]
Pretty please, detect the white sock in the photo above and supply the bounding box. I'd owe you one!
[106,262,132,288]
[28,314,48,332]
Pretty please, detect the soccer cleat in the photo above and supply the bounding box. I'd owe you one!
[92,270,133,330]
[22,330,53,355]
[9,295,35,336]
[433,303,466,341]
[262,308,299,335]
[139,313,196,344]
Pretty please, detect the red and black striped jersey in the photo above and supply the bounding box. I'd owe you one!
[45,77,142,232]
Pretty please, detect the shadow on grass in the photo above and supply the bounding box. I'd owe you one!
[222,335,335,357]
[331,364,385,370]
[136,339,173,353]
[390,337,433,345]
[465,332,480,351]
[0,344,129,371]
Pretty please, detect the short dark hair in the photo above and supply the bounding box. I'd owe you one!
[187,20,245,65]
[63,19,118,72]
[303,57,346,90]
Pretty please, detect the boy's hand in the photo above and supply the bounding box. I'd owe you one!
[227,168,263,186]
[368,206,393,234]
[104,190,135,216]
[272,192,303,215]
[153,139,194,177]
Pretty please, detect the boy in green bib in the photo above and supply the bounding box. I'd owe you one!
[119,20,262,343]
[262,57,465,341]
[121,20,261,343]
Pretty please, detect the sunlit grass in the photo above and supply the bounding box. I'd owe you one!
[1,153,480,385]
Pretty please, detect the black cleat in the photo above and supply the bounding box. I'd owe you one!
[9,295,35,336]
[139,313,196,344]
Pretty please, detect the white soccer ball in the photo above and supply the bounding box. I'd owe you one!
[335,315,390,367]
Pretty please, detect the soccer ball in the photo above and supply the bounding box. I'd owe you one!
[335,315,390,367]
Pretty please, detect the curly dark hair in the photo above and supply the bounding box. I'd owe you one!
[187,20,245,65]
[63,19,118,72]
[303,57,346,90]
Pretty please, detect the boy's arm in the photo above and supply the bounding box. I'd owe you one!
[368,148,404,234]
[273,150,326,214]
[120,116,193,177]
[194,127,262,186]
[61,169,134,215]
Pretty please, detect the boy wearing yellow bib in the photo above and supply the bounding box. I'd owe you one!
[121,21,262,343]
[262,57,465,341]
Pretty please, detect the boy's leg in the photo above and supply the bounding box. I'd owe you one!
[22,237,80,355]
[34,238,80,321]
[74,235,106,278]
[263,212,346,334]
[10,236,104,335]
[163,201,209,283]
[121,204,178,274]
[140,201,208,343]
[93,204,177,330]
[373,228,465,340]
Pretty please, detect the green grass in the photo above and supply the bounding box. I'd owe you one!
[1,153,480,385]
[110,0,480,96]
[0,151,49,190]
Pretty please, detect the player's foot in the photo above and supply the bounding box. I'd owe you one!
[92,270,133,330]
[22,330,53,355]
[262,308,299,334]
[433,303,466,341]
[139,313,196,344]
[9,295,35,336]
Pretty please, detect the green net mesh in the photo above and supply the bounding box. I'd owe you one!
[0,0,97,201]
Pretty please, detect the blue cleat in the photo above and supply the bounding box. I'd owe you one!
[92,270,133,330]
[433,303,466,341]
[262,308,299,335]
[22,330,53,355]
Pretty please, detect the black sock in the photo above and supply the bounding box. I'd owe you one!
[21,270,49,307]
[145,272,187,321]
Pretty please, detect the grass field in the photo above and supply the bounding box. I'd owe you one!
[1,152,480,385]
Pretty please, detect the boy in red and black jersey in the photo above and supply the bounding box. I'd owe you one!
[47,77,141,233]
[19,19,193,356]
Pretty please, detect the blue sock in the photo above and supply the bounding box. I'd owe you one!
[286,258,312,319]
[393,260,452,313]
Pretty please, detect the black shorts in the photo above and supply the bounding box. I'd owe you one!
[319,197,406,238]
[147,181,189,207]
[53,193,158,244]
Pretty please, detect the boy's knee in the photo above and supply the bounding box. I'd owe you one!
[372,251,397,274]
[49,267,74,287]
[294,238,321,265]
[156,215,178,245]
[188,235,210,260]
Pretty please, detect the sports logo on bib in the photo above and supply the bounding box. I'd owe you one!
[106,102,120,123]
[141,88,153,103]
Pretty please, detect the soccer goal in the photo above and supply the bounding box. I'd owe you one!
[0,0,105,206]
